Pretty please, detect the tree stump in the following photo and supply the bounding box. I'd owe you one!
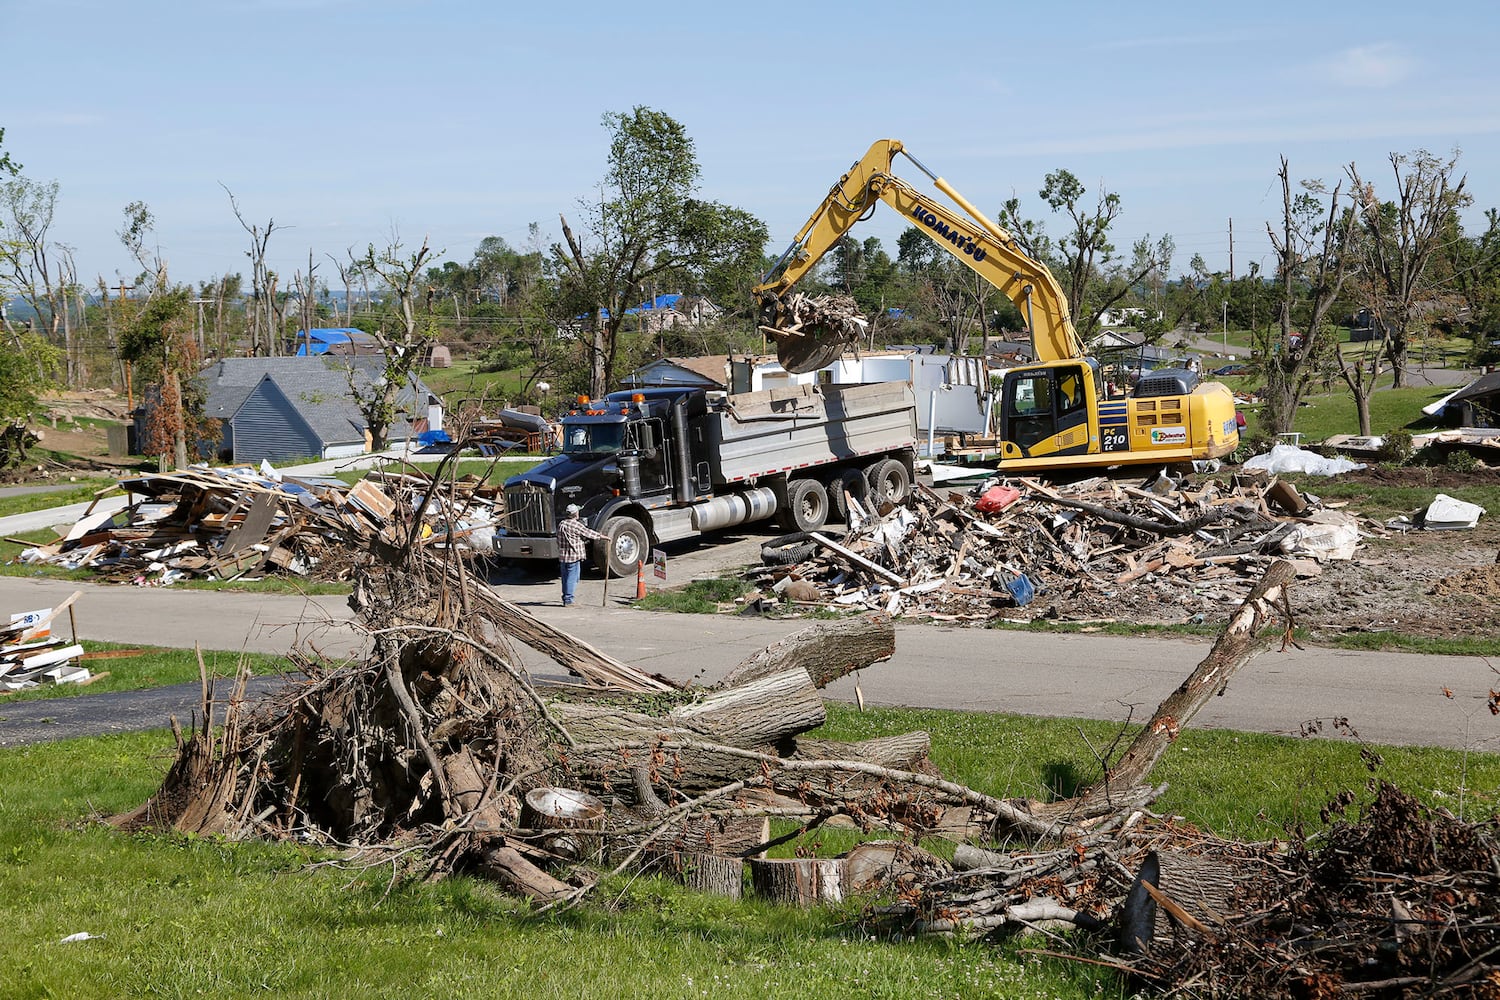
[520,787,606,863]
[748,857,845,906]
[643,851,745,899]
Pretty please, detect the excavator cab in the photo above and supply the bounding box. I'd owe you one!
[999,362,1097,458]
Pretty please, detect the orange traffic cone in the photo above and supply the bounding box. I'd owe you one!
[635,560,647,599]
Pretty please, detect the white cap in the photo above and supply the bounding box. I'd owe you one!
[565,504,582,515]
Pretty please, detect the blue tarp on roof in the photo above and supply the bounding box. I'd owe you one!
[295,328,373,356]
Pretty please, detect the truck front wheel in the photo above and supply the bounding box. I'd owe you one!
[597,516,649,578]
[778,478,829,532]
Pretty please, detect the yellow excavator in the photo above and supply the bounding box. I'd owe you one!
[754,139,1240,473]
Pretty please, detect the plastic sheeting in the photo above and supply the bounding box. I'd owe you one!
[1243,444,1366,477]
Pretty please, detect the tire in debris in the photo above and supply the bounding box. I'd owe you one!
[829,467,870,522]
[777,477,830,532]
[760,531,818,566]
[867,458,911,506]
[597,516,649,578]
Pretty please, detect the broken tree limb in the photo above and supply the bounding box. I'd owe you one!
[1039,559,1297,821]
[1044,494,1239,537]
[714,611,895,690]
[669,667,826,747]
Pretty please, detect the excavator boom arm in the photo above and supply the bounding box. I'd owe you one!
[755,139,1086,364]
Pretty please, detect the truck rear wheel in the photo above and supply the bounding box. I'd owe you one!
[868,458,911,506]
[597,516,649,579]
[829,468,870,522]
[777,478,829,532]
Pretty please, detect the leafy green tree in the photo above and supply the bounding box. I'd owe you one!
[1448,208,1500,364]
[555,107,767,397]
[0,126,18,177]
[0,330,58,467]
[998,169,1168,344]
[119,285,211,469]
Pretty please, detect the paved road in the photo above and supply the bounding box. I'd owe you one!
[3,568,1496,754]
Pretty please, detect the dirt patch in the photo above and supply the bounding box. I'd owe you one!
[1355,465,1500,488]
[1293,519,1500,639]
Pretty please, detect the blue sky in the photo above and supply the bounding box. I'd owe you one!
[6,0,1500,292]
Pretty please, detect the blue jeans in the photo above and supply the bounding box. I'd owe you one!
[560,560,582,605]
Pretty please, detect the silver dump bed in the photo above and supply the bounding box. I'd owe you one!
[704,382,917,485]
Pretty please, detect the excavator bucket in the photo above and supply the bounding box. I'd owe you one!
[757,292,868,374]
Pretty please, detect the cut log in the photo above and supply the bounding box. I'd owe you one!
[642,851,745,898]
[519,787,606,862]
[748,857,845,906]
[715,612,895,690]
[668,667,825,748]
[442,748,518,831]
[841,840,949,895]
[474,838,574,901]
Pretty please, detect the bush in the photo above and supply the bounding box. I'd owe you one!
[1377,429,1414,465]
[1445,449,1480,473]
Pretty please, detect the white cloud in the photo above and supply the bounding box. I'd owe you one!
[1325,43,1415,88]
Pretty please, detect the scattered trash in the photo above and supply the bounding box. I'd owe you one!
[1422,493,1486,530]
[2,593,89,693]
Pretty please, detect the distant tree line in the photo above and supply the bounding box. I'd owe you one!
[3,115,1499,465]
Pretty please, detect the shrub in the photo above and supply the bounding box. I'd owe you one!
[1445,449,1480,473]
[1377,429,1414,465]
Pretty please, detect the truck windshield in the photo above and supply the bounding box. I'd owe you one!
[562,422,626,454]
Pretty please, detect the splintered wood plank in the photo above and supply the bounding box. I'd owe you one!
[218,492,279,555]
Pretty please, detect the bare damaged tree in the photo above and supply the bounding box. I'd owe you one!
[223,185,281,356]
[1347,150,1469,390]
[343,235,439,451]
[291,249,319,355]
[327,248,358,327]
[1260,157,1358,437]
[0,176,79,383]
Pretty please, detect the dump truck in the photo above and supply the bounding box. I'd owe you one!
[494,381,918,576]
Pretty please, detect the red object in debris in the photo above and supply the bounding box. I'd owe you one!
[975,485,1021,513]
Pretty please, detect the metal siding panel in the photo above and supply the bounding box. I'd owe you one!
[231,384,320,464]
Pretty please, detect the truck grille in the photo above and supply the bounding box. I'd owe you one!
[504,483,554,535]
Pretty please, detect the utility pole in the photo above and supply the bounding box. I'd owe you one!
[1228,218,1235,284]
[116,281,136,408]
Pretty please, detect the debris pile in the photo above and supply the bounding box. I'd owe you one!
[883,783,1500,998]
[757,291,869,373]
[748,472,1375,624]
[15,464,501,586]
[2,592,88,693]
[112,506,1297,916]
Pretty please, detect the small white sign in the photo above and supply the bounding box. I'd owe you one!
[652,549,667,581]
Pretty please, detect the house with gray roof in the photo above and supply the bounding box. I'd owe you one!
[199,356,443,464]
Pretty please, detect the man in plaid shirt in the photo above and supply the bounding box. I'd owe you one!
[556,503,606,606]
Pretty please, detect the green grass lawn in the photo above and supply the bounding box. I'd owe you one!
[1240,384,1448,443]
[1,699,1495,999]
[0,478,122,519]
[1,642,289,703]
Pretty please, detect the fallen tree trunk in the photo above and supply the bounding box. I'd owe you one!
[1032,559,1297,825]
[715,612,895,689]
